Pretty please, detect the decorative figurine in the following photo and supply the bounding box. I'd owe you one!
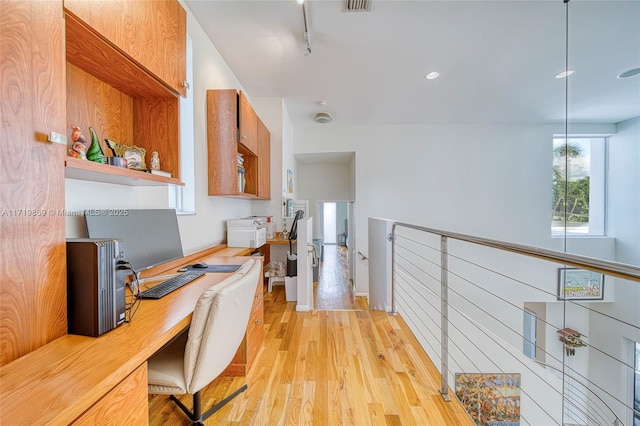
[150,151,160,170]
[68,126,88,160]
[86,127,106,164]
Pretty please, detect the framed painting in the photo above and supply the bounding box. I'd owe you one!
[557,268,604,300]
[455,373,521,426]
[287,169,293,193]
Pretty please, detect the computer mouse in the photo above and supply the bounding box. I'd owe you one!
[193,262,208,269]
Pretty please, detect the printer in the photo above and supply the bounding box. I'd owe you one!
[226,218,267,248]
[243,215,276,239]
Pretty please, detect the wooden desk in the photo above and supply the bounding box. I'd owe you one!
[0,255,258,425]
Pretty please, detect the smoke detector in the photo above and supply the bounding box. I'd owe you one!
[313,112,333,124]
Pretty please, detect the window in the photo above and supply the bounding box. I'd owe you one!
[523,309,537,360]
[552,137,605,236]
[169,34,195,214]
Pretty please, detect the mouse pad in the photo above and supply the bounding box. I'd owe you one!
[186,265,242,273]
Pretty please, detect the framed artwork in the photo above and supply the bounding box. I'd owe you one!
[287,169,293,193]
[455,373,521,426]
[106,139,147,170]
[557,268,604,300]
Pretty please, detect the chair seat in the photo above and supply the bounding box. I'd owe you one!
[148,332,188,395]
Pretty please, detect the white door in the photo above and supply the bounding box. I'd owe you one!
[296,217,314,312]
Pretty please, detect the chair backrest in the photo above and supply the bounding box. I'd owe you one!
[183,258,261,393]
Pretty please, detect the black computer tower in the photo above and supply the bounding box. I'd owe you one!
[66,238,126,337]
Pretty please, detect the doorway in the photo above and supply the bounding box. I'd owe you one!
[316,201,358,310]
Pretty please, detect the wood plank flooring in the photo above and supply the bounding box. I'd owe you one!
[315,245,362,311]
[148,285,473,425]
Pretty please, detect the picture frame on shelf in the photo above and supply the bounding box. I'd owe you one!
[557,267,604,300]
[106,139,147,170]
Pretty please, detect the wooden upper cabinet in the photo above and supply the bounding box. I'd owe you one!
[257,118,271,199]
[238,91,258,155]
[207,90,270,199]
[64,0,187,97]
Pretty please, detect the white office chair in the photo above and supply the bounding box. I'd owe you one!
[147,259,261,425]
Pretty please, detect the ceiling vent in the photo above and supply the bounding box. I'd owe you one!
[313,112,333,124]
[344,0,372,12]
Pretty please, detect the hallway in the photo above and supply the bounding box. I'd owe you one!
[314,244,366,311]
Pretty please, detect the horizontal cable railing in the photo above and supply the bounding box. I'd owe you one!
[388,222,640,426]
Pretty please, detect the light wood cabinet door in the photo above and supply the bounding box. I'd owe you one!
[0,0,67,365]
[64,0,187,97]
[239,91,258,155]
[257,118,271,199]
[207,90,239,195]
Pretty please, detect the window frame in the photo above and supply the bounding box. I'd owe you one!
[551,136,607,237]
[170,34,195,215]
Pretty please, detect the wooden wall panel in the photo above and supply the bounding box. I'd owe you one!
[0,0,67,365]
[133,97,180,177]
[66,63,134,157]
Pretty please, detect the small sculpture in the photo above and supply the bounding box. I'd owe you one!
[150,151,160,170]
[86,127,106,164]
[68,126,88,160]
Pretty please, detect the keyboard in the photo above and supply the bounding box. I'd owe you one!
[139,271,206,299]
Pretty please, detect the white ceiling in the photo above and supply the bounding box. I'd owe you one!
[185,0,640,126]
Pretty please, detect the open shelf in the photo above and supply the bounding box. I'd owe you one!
[65,157,184,187]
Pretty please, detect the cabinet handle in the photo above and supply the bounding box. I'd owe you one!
[255,319,261,324]
[256,293,262,299]
[241,135,247,140]
[47,132,67,145]
[181,80,190,89]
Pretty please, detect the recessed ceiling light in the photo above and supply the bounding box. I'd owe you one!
[555,70,575,79]
[617,67,640,79]
[425,71,440,80]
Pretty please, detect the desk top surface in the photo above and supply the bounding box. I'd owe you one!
[0,255,256,425]
[266,232,294,245]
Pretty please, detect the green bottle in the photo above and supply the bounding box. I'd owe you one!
[87,127,106,163]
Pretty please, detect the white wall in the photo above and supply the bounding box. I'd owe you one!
[294,122,617,295]
[298,162,353,238]
[251,97,286,233]
[590,117,640,425]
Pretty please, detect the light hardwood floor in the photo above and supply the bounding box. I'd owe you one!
[148,284,473,425]
[315,244,362,311]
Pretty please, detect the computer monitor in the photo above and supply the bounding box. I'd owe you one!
[86,209,184,272]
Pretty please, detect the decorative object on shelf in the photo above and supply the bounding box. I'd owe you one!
[557,327,587,356]
[287,169,293,193]
[86,127,107,164]
[148,169,172,177]
[104,139,128,168]
[557,267,604,300]
[104,139,147,171]
[150,151,160,170]
[68,126,88,160]
[106,156,128,168]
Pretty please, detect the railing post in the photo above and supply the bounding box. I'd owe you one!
[440,235,451,401]
[390,223,397,315]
